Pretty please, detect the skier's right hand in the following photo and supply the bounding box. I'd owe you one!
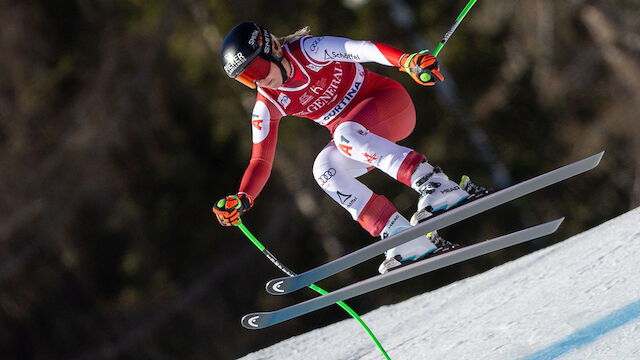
[212,192,254,226]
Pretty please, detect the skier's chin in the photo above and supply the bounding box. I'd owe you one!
[266,80,282,89]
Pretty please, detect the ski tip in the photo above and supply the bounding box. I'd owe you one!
[525,218,564,238]
[241,312,271,330]
[549,217,565,232]
[266,277,291,295]
[592,151,605,166]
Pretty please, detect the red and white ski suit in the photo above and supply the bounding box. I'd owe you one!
[239,36,426,236]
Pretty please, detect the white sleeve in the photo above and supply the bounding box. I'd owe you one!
[250,100,272,144]
[302,36,396,66]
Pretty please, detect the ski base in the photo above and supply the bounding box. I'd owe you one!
[242,218,564,329]
[266,152,603,296]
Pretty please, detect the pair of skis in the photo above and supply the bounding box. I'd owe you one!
[242,152,604,329]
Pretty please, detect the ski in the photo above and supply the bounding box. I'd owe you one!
[243,218,564,329]
[265,152,603,295]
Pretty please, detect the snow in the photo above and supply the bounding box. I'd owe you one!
[239,207,640,360]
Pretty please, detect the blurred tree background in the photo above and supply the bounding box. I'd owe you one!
[1,0,639,359]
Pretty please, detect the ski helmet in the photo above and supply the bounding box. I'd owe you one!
[220,22,287,89]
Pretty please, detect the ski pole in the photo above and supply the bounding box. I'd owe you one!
[235,220,391,360]
[432,0,477,57]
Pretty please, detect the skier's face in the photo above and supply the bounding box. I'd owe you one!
[255,62,284,89]
[255,38,287,89]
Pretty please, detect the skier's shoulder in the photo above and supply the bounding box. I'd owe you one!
[255,88,287,117]
[286,35,333,66]
[299,35,348,53]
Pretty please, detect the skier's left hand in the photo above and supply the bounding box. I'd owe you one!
[399,50,444,86]
[212,192,254,226]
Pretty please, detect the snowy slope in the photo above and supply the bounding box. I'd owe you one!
[239,207,640,360]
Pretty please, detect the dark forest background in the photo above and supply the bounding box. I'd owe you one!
[1,0,639,359]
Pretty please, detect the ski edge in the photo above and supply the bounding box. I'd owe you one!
[243,217,564,329]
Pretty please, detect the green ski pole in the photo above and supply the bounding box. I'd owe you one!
[236,220,391,360]
[432,0,477,57]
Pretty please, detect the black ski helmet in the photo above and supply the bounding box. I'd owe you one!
[220,22,287,89]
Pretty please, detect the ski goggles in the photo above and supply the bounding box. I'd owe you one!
[235,56,271,89]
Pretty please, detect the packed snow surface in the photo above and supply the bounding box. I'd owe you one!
[239,207,640,360]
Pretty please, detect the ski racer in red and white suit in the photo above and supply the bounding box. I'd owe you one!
[243,36,426,236]
[214,23,473,274]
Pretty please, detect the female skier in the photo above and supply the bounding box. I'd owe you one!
[212,22,483,273]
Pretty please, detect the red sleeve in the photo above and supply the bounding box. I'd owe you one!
[238,121,279,198]
[372,42,407,67]
[238,94,284,199]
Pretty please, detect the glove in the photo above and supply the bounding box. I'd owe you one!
[399,50,444,86]
[212,192,254,226]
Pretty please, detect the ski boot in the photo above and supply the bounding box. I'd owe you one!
[409,161,471,225]
[378,213,460,274]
